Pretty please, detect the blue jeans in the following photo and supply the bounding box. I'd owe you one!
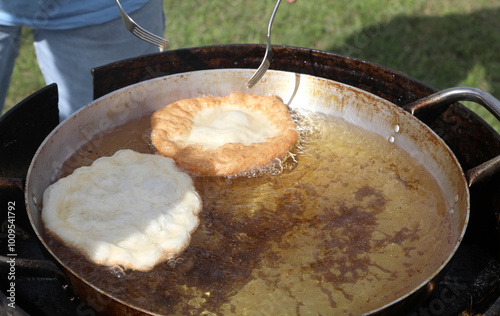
[0,0,164,120]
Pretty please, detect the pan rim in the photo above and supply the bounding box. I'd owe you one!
[25,68,470,315]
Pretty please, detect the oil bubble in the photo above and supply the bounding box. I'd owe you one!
[109,265,126,278]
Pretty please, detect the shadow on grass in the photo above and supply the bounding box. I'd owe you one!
[329,7,500,130]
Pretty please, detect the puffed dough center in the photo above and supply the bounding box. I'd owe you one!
[179,106,278,150]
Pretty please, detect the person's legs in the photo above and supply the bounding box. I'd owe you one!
[33,0,165,120]
[0,25,23,112]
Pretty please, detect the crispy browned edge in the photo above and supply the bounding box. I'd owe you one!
[151,92,299,176]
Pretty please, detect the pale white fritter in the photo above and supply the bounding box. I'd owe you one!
[41,149,202,271]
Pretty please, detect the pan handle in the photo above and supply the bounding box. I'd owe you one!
[403,87,500,187]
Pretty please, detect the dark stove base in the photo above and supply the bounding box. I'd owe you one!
[412,245,500,316]
[1,277,84,316]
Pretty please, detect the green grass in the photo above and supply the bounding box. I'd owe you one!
[3,0,500,132]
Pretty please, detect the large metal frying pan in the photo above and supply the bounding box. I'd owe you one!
[24,69,500,315]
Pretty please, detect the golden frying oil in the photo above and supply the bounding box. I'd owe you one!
[47,110,453,315]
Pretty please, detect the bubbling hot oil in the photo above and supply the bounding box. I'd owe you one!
[47,109,454,315]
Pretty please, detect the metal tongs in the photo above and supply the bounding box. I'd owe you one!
[247,0,282,88]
